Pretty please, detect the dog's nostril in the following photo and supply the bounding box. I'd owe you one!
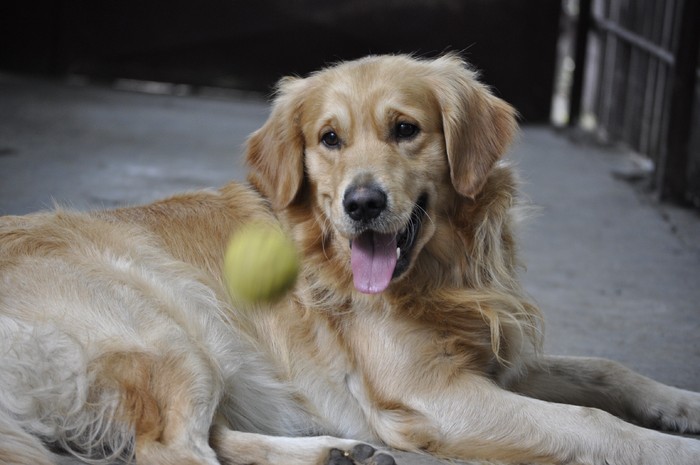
[343,186,387,221]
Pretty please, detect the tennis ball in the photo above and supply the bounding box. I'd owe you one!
[223,223,299,303]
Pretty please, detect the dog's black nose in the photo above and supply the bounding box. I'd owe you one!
[343,185,387,221]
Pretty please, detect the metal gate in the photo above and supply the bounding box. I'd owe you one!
[566,0,700,207]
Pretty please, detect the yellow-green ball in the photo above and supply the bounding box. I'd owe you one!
[223,223,299,303]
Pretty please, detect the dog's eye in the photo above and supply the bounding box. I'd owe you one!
[321,131,340,148]
[395,122,419,139]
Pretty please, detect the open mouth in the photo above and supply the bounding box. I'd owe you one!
[349,193,428,294]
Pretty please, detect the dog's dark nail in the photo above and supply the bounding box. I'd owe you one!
[327,448,354,465]
[350,443,375,461]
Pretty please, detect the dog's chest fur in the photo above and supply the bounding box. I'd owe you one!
[240,292,503,442]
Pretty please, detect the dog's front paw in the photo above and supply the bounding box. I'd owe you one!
[327,444,395,465]
[640,387,700,433]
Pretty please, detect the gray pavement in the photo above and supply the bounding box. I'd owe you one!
[1,73,699,465]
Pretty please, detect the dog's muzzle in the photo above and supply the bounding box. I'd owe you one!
[345,187,428,294]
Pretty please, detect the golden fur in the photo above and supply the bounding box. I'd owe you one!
[1,54,699,465]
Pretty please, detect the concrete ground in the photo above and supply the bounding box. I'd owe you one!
[1,73,699,465]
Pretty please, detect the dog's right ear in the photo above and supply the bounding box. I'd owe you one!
[246,77,307,210]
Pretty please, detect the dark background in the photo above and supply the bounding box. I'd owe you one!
[0,0,561,122]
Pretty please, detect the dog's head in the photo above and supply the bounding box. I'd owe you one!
[246,54,518,295]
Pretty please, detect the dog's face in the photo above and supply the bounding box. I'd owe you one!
[300,64,448,295]
[247,55,517,295]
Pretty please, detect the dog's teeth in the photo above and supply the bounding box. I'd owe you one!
[396,247,401,259]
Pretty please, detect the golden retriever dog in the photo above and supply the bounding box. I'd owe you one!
[1,54,699,465]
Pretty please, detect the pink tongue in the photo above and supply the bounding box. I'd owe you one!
[351,231,397,294]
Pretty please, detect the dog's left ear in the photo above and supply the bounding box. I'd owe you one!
[246,77,308,210]
[432,55,519,198]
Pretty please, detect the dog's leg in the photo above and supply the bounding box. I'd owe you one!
[510,355,700,433]
[375,375,700,465]
[89,350,224,465]
[210,426,395,465]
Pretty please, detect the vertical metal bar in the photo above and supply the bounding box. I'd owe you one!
[599,0,620,139]
[580,0,605,128]
[593,0,610,134]
[622,0,643,151]
[609,0,628,141]
[592,0,605,131]
[569,0,593,127]
[639,0,662,156]
[657,0,700,203]
[649,0,676,169]
[639,55,656,155]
